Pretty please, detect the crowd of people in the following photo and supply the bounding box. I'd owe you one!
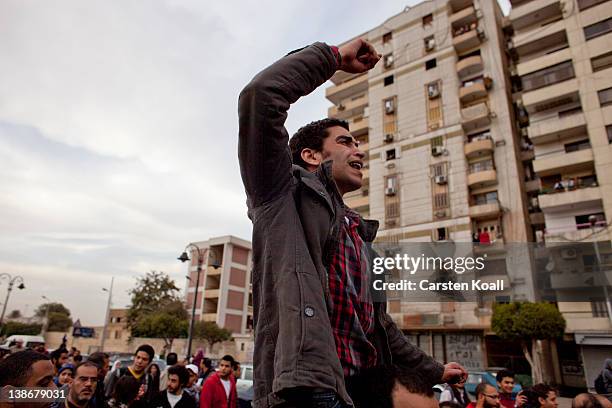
[0,342,248,408]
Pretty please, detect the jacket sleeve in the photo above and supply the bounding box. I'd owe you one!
[238,42,339,208]
[382,312,445,386]
[199,379,212,408]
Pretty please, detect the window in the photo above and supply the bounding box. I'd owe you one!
[383,97,398,134]
[423,13,433,26]
[436,227,447,241]
[598,87,612,107]
[425,58,437,70]
[431,136,443,149]
[472,191,498,205]
[468,159,494,173]
[383,31,393,44]
[432,161,446,176]
[607,125,612,144]
[427,83,443,130]
[384,75,394,86]
[578,0,608,10]
[564,139,591,153]
[584,17,612,41]
[386,148,396,160]
[385,175,400,223]
[591,300,609,317]
[591,50,612,72]
[434,193,449,209]
[576,212,606,229]
[384,53,394,69]
[521,61,575,92]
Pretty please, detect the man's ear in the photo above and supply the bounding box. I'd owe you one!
[300,148,322,170]
[0,385,15,407]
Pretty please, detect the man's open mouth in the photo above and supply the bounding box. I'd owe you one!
[349,161,363,170]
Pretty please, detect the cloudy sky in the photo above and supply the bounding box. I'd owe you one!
[0,0,510,327]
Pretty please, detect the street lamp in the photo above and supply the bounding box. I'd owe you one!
[0,274,25,328]
[41,295,52,336]
[589,215,612,324]
[178,243,221,361]
[100,277,114,352]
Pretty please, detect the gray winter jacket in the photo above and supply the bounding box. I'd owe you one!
[238,42,444,408]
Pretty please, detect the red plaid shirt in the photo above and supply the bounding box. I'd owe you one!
[328,208,377,376]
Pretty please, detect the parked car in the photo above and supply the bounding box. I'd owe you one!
[236,364,253,397]
[0,335,45,349]
[464,369,522,397]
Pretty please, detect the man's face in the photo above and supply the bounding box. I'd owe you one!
[56,352,69,369]
[498,376,514,394]
[538,391,558,408]
[391,383,438,408]
[166,374,181,395]
[132,351,150,372]
[99,357,110,378]
[187,371,197,387]
[318,126,365,195]
[233,365,241,379]
[479,385,500,408]
[58,370,73,385]
[70,366,98,405]
[217,360,232,380]
[21,360,57,408]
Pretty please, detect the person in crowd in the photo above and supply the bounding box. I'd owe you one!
[572,393,612,408]
[184,364,200,405]
[441,402,465,408]
[160,352,178,391]
[231,361,241,380]
[148,363,161,393]
[197,358,213,386]
[440,376,471,407]
[239,36,466,407]
[522,384,558,408]
[496,369,525,408]
[50,347,69,374]
[595,359,612,401]
[199,355,237,408]
[65,361,99,408]
[151,365,196,408]
[87,352,110,408]
[466,383,500,408]
[0,350,57,408]
[56,363,75,386]
[105,344,156,407]
[106,376,141,408]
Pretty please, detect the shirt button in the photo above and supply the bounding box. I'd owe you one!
[304,307,315,317]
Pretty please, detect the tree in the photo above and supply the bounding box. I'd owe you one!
[35,302,73,332]
[491,302,565,383]
[7,310,21,319]
[127,271,189,355]
[0,321,42,336]
[194,321,232,352]
[35,303,71,317]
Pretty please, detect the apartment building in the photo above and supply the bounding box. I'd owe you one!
[327,0,538,372]
[184,235,253,335]
[509,0,612,390]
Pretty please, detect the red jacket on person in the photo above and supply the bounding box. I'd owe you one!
[199,372,237,408]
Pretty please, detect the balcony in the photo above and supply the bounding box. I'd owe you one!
[517,48,572,78]
[533,148,594,176]
[544,225,607,244]
[328,94,368,120]
[460,82,487,104]
[464,136,494,158]
[204,289,220,298]
[206,266,222,276]
[523,78,579,113]
[528,112,586,144]
[525,178,541,192]
[453,29,482,54]
[514,30,568,63]
[450,6,478,30]
[350,117,369,137]
[449,0,473,12]
[469,201,501,220]
[538,186,602,211]
[510,0,562,31]
[457,55,483,79]
[468,169,497,188]
[326,74,368,105]
[461,102,490,131]
[513,19,565,51]
[202,313,217,322]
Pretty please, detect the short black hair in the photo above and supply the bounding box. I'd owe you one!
[496,369,515,383]
[572,393,605,408]
[166,352,178,365]
[220,355,235,365]
[475,382,495,398]
[526,384,556,407]
[74,361,99,377]
[0,350,50,386]
[113,375,140,404]
[167,364,189,387]
[134,344,154,362]
[50,347,68,362]
[289,118,350,168]
[232,361,240,371]
[202,358,212,369]
[87,352,109,369]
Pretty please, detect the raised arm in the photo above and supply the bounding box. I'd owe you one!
[238,39,380,207]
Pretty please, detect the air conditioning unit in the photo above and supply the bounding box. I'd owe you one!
[428,83,440,99]
[385,100,395,114]
[384,54,394,68]
[385,162,396,169]
[435,210,447,218]
[425,38,435,51]
[386,219,397,226]
[435,175,448,185]
[431,146,444,156]
[531,197,539,208]
[561,248,577,260]
[338,103,345,111]
[384,133,395,143]
[477,27,486,40]
[385,186,397,196]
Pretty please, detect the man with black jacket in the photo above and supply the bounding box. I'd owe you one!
[151,365,196,408]
[105,344,156,407]
[238,39,466,408]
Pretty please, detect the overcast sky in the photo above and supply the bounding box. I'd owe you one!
[0,0,510,327]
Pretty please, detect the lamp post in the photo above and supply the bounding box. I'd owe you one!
[589,215,612,324]
[0,274,25,328]
[100,277,114,352]
[178,243,205,362]
[41,295,52,336]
